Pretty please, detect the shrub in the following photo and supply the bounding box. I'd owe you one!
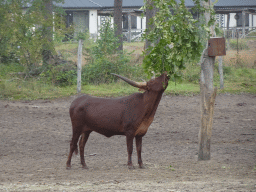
[82,18,142,84]
[229,39,249,50]
[40,57,76,86]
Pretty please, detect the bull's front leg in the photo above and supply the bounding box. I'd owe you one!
[126,135,135,169]
[135,135,145,168]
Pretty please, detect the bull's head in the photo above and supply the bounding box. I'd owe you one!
[111,72,169,92]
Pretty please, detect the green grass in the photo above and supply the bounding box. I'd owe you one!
[1,62,256,100]
[1,68,255,100]
[1,39,256,100]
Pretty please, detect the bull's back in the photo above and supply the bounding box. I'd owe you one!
[69,95,125,133]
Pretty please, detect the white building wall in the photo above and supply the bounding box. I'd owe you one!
[89,10,98,36]
[249,14,252,28]
[137,17,142,29]
[136,16,146,30]
[229,13,236,27]
[254,15,256,27]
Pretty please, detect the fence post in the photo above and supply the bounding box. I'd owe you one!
[128,12,131,43]
[77,39,82,93]
[218,56,224,89]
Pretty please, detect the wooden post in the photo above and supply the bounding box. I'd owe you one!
[127,12,131,43]
[242,11,245,38]
[77,39,82,93]
[226,13,230,50]
[218,56,224,89]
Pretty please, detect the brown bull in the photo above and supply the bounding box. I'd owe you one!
[66,72,169,169]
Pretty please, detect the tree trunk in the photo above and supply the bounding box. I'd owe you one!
[145,0,156,50]
[198,84,217,160]
[42,0,54,65]
[114,0,123,51]
[198,0,217,161]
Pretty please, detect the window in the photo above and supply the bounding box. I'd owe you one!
[123,14,137,29]
[65,11,73,28]
[236,13,249,27]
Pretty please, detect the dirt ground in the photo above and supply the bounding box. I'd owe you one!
[0,94,255,191]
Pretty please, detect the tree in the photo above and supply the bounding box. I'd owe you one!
[142,0,208,79]
[145,0,156,50]
[114,0,123,51]
[143,0,217,161]
[0,0,67,74]
[0,0,16,63]
[198,0,218,161]
[42,0,54,65]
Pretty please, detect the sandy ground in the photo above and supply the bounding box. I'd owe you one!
[0,94,255,191]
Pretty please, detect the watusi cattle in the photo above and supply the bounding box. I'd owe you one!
[66,72,169,169]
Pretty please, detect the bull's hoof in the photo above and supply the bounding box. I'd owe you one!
[139,165,145,169]
[82,165,89,169]
[128,165,135,169]
[66,166,71,170]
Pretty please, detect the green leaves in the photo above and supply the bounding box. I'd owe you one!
[143,0,209,79]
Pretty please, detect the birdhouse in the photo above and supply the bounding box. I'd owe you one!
[208,37,226,56]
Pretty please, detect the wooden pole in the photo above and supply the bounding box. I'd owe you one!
[77,39,82,93]
[218,56,224,89]
[127,12,131,43]
[226,13,230,50]
[242,11,245,38]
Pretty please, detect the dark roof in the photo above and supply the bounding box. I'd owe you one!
[56,0,208,9]
[214,0,256,7]
[56,0,256,10]
[55,0,145,9]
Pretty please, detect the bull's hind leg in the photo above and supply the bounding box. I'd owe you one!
[79,131,92,169]
[66,129,82,169]
[136,135,145,168]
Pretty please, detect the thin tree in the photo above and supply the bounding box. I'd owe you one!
[42,0,54,65]
[114,0,123,51]
[145,0,156,51]
[198,0,218,161]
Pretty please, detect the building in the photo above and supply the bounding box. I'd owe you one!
[55,0,256,40]
[214,0,256,38]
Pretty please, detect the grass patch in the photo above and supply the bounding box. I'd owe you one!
[1,39,256,100]
[1,66,255,100]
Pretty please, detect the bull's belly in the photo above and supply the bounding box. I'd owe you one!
[95,129,125,138]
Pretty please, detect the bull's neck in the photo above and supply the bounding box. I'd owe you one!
[143,90,164,118]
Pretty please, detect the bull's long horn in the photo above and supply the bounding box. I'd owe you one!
[111,73,147,88]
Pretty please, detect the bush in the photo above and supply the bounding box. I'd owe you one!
[82,18,143,84]
[82,53,142,84]
[0,63,24,79]
[229,39,249,50]
[40,56,77,86]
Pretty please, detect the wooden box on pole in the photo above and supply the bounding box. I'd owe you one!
[208,37,226,56]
